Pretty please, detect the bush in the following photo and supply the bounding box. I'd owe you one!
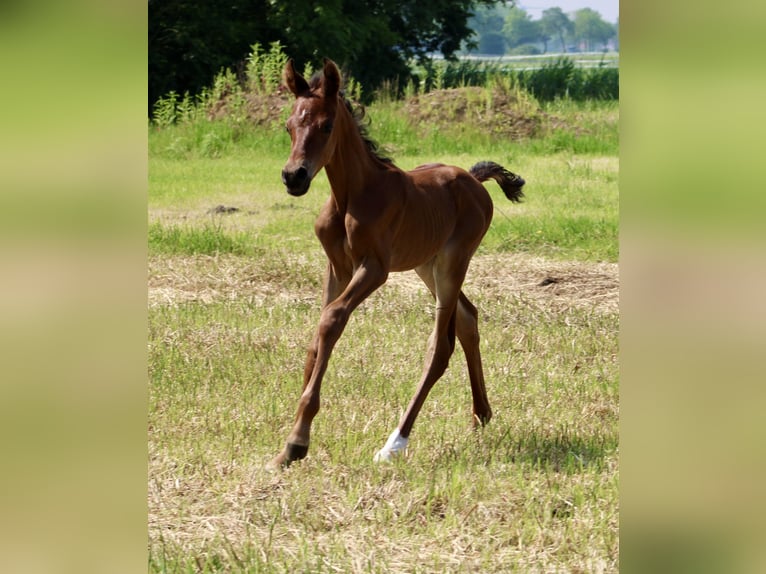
[508,44,542,56]
[581,64,619,100]
[517,57,618,102]
[478,32,506,55]
[411,57,618,103]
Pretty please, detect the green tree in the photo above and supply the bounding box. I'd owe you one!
[468,3,511,54]
[149,0,274,116]
[502,6,541,52]
[540,7,573,53]
[572,8,614,51]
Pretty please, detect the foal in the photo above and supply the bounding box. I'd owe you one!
[269,58,525,469]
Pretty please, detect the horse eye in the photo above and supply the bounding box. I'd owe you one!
[285,123,290,133]
[322,122,333,134]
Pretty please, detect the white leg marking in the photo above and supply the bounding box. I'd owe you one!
[373,428,409,463]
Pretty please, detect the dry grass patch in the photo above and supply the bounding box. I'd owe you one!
[149,252,617,314]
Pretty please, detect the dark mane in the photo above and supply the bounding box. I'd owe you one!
[308,74,393,165]
[341,95,394,165]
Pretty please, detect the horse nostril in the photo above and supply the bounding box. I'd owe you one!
[282,166,309,187]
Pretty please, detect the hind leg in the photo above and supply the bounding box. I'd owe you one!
[407,268,491,427]
[373,258,464,462]
[410,267,491,426]
[456,292,492,427]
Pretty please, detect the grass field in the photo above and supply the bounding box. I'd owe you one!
[148,92,618,572]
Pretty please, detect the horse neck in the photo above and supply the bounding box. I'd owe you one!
[323,101,381,211]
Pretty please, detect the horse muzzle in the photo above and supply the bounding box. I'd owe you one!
[281,165,311,197]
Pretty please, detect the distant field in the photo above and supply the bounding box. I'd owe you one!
[148,91,619,572]
[450,51,619,70]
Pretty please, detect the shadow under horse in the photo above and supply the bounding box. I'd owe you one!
[269,58,525,469]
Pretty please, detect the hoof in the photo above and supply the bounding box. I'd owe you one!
[472,410,492,428]
[265,455,286,472]
[373,447,403,463]
[373,429,409,463]
[266,442,309,471]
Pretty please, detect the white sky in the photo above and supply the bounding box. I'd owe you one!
[517,0,619,24]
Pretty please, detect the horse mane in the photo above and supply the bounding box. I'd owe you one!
[308,74,394,165]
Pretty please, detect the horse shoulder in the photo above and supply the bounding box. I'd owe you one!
[314,198,349,265]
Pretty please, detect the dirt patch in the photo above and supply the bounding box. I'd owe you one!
[148,253,618,315]
[207,89,292,126]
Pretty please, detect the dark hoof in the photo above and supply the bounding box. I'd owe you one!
[473,410,492,428]
[265,442,309,471]
[286,442,309,461]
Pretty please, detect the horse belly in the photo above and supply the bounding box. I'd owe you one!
[388,238,443,272]
[388,165,490,271]
[388,200,455,272]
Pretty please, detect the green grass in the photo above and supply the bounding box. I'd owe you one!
[148,93,618,572]
[150,99,617,263]
[148,221,257,256]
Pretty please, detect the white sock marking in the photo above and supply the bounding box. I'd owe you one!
[373,428,409,463]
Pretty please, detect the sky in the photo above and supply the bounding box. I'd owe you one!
[517,0,619,24]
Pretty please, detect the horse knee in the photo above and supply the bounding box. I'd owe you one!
[303,340,319,382]
[318,303,347,342]
[298,391,320,420]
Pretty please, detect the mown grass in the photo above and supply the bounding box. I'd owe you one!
[149,270,618,572]
[148,93,618,572]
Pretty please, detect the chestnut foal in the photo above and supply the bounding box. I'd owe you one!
[268,58,524,469]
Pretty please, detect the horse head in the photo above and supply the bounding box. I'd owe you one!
[281,58,342,196]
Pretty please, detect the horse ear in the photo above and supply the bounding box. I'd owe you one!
[283,59,310,97]
[321,58,341,99]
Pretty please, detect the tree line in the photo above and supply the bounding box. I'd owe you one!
[470,5,617,56]
[149,0,501,113]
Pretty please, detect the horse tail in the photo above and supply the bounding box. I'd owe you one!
[469,161,525,203]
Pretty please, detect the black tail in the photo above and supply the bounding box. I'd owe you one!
[469,161,525,203]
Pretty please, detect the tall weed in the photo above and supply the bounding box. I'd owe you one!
[152,91,179,128]
[152,91,200,127]
[246,41,289,95]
